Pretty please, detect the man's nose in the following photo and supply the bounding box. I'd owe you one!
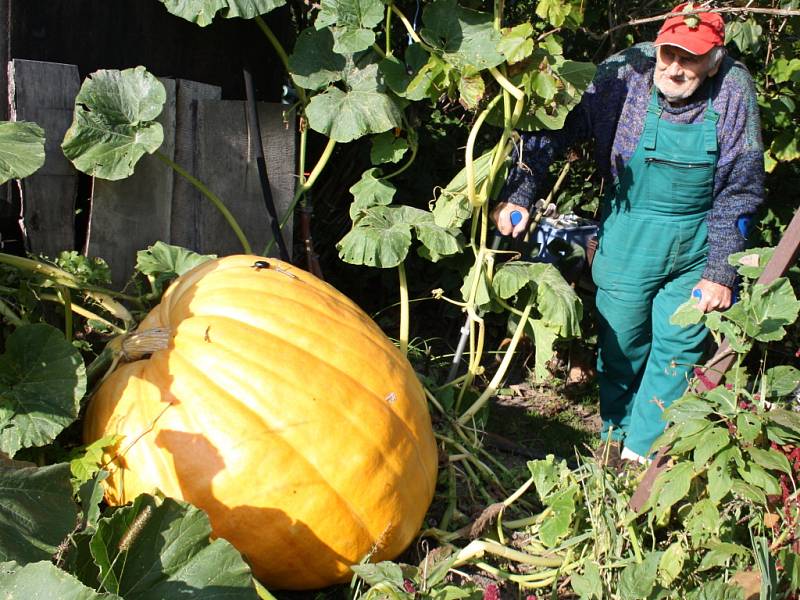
[665,61,683,77]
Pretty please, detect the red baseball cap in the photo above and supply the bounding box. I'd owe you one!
[654,3,725,55]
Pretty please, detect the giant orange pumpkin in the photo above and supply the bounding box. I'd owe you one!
[84,255,439,590]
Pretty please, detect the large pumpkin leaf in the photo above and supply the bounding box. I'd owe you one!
[0,121,45,185]
[0,323,86,457]
[337,205,412,268]
[419,0,504,72]
[527,318,559,381]
[498,23,534,65]
[305,62,403,143]
[288,27,347,91]
[0,463,79,564]
[0,561,121,600]
[370,131,409,165]
[89,494,258,599]
[380,44,442,101]
[158,0,284,26]
[135,241,216,296]
[315,0,384,54]
[62,67,165,181]
[349,168,397,219]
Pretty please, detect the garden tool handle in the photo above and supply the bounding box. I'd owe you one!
[490,210,522,250]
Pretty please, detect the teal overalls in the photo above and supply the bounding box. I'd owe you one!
[592,87,719,458]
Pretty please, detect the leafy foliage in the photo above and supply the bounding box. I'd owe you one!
[0,121,46,185]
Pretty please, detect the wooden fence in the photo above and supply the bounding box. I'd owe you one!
[8,59,296,287]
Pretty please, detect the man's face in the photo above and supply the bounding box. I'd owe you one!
[654,45,719,104]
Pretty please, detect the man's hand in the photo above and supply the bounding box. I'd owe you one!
[692,279,732,313]
[491,202,530,237]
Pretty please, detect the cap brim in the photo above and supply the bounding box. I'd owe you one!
[653,35,716,55]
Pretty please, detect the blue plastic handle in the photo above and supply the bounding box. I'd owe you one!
[510,210,522,227]
[692,289,702,300]
[737,215,752,239]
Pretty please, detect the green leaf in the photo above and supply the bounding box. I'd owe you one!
[381,45,446,102]
[0,463,79,564]
[658,541,685,586]
[618,551,662,599]
[0,324,86,457]
[693,427,730,468]
[412,216,462,262]
[316,0,384,54]
[306,63,403,143]
[705,387,738,417]
[708,446,740,503]
[288,27,346,90]
[662,395,714,424]
[763,365,800,398]
[534,264,582,337]
[0,121,45,185]
[536,0,570,27]
[89,494,257,599]
[458,74,485,110]
[70,435,122,487]
[653,462,694,521]
[736,412,762,445]
[62,67,165,181]
[728,247,774,279]
[370,131,409,165]
[432,151,493,229]
[337,205,412,268]
[498,23,534,65]
[746,446,791,476]
[698,542,749,571]
[78,470,109,532]
[770,130,800,162]
[736,278,800,341]
[349,168,396,218]
[684,499,720,546]
[419,0,504,71]
[767,57,800,84]
[731,478,769,505]
[460,261,492,307]
[527,455,561,500]
[552,60,596,91]
[671,298,704,327]
[350,561,405,587]
[530,71,558,102]
[725,18,762,53]
[539,485,578,547]
[571,561,602,599]
[767,409,800,438]
[135,242,216,297]
[0,561,121,599]
[158,0,284,26]
[527,318,559,381]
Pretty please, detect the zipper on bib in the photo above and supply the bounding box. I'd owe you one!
[645,157,712,169]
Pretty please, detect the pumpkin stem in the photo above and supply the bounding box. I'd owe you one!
[121,327,171,360]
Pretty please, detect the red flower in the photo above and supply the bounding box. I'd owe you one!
[483,584,501,600]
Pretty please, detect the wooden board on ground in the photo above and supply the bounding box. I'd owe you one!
[87,78,177,288]
[191,100,295,258]
[9,59,80,256]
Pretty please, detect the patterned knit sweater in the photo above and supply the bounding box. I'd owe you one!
[499,42,765,287]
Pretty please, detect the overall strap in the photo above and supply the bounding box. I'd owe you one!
[702,94,720,154]
[642,87,663,151]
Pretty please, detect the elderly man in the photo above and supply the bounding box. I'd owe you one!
[494,3,764,462]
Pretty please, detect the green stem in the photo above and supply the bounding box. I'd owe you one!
[465,95,503,207]
[155,151,252,254]
[254,16,308,106]
[384,4,393,56]
[382,132,418,181]
[398,262,409,355]
[458,301,533,425]
[59,287,72,342]
[40,293,125,334]
[264,137,337,255]
[0,297,22,326]
[454,539,564,569]
[439,463,457,530]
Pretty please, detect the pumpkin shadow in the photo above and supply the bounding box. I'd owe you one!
[155,429,351,591]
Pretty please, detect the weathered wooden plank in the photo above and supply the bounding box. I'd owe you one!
[87,78,177,288]
[9,59,80,256]
[169,79,222,251]
[192,100,295,258]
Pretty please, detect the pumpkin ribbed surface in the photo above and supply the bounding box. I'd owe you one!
[84,255,439,590]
